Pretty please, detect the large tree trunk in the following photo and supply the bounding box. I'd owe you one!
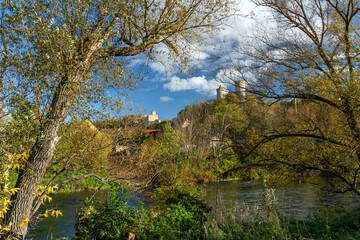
[4,73,85,239]
[5,117,63,238]
[3,33,116,238]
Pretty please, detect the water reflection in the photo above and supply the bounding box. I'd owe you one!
[27,191,95,240]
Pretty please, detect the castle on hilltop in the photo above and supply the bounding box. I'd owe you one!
[216,80,246,100]
[145,109,161,126]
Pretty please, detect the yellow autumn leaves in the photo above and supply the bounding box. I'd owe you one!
[0,153,28,232]
[0,153,62,232]
[43,210,63,218]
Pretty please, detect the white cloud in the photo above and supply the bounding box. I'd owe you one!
[160,96,174,102]
[148,62,166,73]
[137,1,279,94]
[163,76,221,96]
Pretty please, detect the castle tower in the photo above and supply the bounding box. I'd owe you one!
[235,80,246,100]
[216,85,227,99]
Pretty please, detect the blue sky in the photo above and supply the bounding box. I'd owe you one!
[122,1,272,120]
[135,76,217,120]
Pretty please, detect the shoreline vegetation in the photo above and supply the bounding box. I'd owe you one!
[73,183,360,240]
[35,171,360,239]
[50,176,246,194]
[27,176,360,239]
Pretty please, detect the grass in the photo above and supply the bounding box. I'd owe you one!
[42,170,109,193]
[8,169,109,193]
[287,208,360,239]
[205,205,360,240]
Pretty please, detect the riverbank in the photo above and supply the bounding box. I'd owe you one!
[74,185,360,240]
[27,179,360,239]
[47,169,242,194]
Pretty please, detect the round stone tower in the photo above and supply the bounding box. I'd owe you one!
[216,85,227,99]
[235,80,246,100]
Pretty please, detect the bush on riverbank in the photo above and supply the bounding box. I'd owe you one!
[75,184,138,239]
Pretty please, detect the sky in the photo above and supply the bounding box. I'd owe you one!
[125,1,271,120]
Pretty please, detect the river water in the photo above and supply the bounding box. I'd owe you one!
[27,180,359,239]
[205,180,358,219]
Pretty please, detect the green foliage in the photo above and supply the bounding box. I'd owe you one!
[287,208,360,240]
[225,0,360,195]
[152,185,208,215]
[218,142,238,175]
[54,120,113,172]
[75,183,139,240]
[138,204,205,240]
[0,101,40,155]
[210,97,248,136]
[138,185,209,240]
[205,205,360,240]
[158,123,183,163]
[139,123,185,186]
[136,97,270,186]
[75,185,208,240]
[42,170,108,192]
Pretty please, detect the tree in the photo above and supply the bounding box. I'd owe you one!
[0,0,231,238]
[52,119,113,177]
[209,94,272,179]
[173,101,212,149]
[226,0,360,195]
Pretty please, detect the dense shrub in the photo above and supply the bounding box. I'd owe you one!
[138,204,204,240]
[74,184,139,240]
[153,185,208,214]
[137,186,209,239]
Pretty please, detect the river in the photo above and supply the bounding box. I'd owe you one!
[27,180,359,239]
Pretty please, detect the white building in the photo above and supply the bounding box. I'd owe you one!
[145,109,161,124]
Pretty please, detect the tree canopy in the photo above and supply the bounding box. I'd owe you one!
[224,0,360,195]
